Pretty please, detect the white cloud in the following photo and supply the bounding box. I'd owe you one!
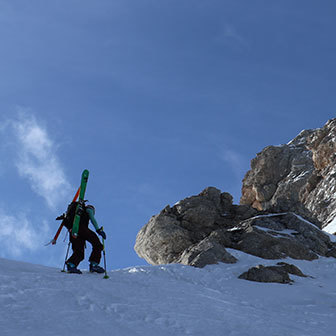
[0,111,72,259]
[0,209,47,257]
[216,24,249,49]
[11,111,72,209]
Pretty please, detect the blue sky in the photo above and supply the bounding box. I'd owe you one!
[0,1,336,269]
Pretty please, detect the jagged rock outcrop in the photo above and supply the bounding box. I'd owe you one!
[135,187,259,266]
[135,119,336,269]
[238,262,307,284]
[135,188,336,267]
[241,118,336,229]
[178,237,237,268]
[209,212,335,261]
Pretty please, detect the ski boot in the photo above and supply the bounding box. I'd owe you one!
[89,262,105,274]
[66,262,82,274]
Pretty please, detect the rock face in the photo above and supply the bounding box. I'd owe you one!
[135,187,336,268]
[178,238,237,268]
[210,212,335,261]
[241,119,336,229]
[135,119,336,270]
[135,187,257,266]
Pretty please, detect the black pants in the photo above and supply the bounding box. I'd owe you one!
[67,227,103,267]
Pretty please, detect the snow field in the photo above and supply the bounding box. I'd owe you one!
[1,250,336,336]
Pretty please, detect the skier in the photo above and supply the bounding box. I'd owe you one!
[63,202,107,274]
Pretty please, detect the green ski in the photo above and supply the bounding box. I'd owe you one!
[72,169,89,238]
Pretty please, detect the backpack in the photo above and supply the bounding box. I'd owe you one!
[63,201,78,230]
[63,201,90,230]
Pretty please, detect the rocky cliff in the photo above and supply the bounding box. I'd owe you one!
[134,119,336,280]
[241,118,336,228]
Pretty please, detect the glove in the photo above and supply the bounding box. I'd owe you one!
[56,213,66,220]
[96,227,106,240]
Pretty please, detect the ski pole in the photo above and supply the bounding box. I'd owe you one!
[101,226,109,279]
[62,238,71,272]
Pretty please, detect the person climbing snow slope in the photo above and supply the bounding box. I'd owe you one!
[63,202,107,274]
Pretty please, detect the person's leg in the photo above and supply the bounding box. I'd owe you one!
[67,235,85,267]
[82,229,105,273]
[85,229,103,264]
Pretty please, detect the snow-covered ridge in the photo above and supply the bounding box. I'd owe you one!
[323,216,336,236]
[248,211,336,242]
[254,225,299,238]
[1,255,336,336]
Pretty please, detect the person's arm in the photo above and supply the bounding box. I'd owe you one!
[86,207,107,239]
[86,207,99,231]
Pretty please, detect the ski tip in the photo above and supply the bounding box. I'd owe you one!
[44,239,56,246]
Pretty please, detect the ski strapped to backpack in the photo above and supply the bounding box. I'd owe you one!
[71,169,89,238]
[45,186,81,246]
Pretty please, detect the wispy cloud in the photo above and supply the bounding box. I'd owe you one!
[0,208,48,257]
[215,24,249,49]
[10,110,72,209]
[0,110,71,258]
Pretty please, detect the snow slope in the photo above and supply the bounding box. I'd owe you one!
[1,250,336,336]
[323,217,336,235]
